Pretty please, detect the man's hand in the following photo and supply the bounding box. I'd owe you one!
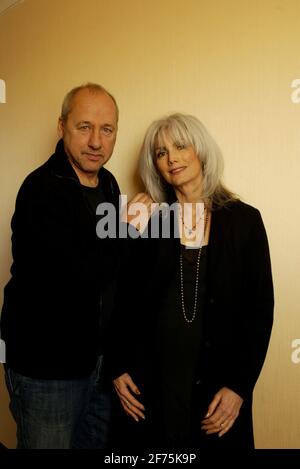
[201,387,243,437]
[113,372,145,422]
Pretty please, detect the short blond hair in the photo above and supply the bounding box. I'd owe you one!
[60,82,119,122]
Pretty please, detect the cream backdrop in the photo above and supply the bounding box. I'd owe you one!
[0,0,299,449]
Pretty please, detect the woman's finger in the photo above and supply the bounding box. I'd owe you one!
[218,418,235,437]
[120,396,145,421]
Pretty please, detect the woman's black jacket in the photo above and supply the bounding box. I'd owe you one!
[110,200,274,402]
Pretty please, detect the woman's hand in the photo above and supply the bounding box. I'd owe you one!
[201,387,243,437]
[113,372,145,422]
[121,192,157,232]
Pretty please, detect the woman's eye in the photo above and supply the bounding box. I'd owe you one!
[177,144,185,150]
[157,151,166,158]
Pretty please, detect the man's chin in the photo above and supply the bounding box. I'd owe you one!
[84,161,104,172]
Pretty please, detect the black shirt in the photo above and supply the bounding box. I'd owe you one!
[156,245,208,446]
[80,183,106,217]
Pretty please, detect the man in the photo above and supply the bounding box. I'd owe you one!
[0,83,120,448]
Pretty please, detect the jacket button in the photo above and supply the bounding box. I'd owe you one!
[209,297,215,304]
[195,379,202,385]
[205,340,211,348]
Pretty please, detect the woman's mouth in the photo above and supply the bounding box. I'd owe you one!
[169,167,185,175]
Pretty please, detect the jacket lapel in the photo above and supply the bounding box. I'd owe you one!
[206,205,234,284]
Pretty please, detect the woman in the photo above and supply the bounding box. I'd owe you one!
[110,113,274,449]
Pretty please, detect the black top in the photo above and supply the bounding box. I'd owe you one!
[156,245,207,446]
[81,183,106,216]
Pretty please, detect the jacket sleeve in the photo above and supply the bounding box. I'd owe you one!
[224,208,274,399]
[11,177,72,280]
[106,222,145,381]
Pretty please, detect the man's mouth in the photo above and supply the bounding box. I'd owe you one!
[85,153,103,160]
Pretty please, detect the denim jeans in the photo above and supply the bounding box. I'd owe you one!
[5,356,111,449]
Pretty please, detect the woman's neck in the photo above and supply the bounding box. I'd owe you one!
[175,187,203,205]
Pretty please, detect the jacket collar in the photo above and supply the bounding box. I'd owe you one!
[47,138,111,186]
[46,139,119,207]
[47,139,80,182]
[206,202,239,280]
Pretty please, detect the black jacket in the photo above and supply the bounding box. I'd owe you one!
[109,200,274,447]
[1,140,120,379]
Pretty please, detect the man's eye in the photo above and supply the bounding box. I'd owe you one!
[79,125,89,130]
[102,127,113,135]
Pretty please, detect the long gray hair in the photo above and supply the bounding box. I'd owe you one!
[139,113,236,207]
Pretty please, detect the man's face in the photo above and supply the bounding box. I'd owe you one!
[58,89,118,183]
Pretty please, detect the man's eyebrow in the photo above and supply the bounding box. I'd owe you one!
[102,123,115,128]
[76,121,116,129]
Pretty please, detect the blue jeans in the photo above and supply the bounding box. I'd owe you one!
[5,356,111,449]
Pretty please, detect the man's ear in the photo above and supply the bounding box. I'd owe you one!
[58,118,64,138]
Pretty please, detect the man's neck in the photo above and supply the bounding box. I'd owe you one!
[79,175,99,188]
[69,161,99,187]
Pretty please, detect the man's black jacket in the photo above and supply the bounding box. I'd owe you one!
[1,139,120,378]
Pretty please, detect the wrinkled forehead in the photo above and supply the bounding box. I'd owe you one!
[154,123,192,149]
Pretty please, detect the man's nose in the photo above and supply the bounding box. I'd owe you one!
[88,129,102,149]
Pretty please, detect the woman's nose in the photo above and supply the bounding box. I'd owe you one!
[168,150,178,165]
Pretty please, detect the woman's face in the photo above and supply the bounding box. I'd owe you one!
[154,133,203,191]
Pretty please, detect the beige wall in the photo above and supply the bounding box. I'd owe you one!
[0,0,299,449]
